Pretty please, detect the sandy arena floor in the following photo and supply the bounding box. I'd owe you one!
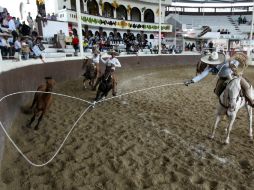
[1,65,254,190]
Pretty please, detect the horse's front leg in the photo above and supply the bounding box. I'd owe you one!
[225,113,237,144]
[27,112,36,128]
[34,112,44,130]
[247,105,253,140]
[83,78,87,89]
[210,114,221,139]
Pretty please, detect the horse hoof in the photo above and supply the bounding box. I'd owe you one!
[209,135,214,140]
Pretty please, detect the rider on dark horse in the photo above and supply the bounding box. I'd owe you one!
[82,48,101,89]
[185,51,254,107]
[93,50,121,98]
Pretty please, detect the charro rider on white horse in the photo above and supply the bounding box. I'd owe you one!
[185,52,254,107]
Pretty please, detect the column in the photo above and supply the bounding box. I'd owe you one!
[76,0,84,57]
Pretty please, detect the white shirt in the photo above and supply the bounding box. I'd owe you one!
[100,57,121,68]
[8,19,16,31]
[0,38,10,47]
[87,54,100,65]
[14,40,21,49]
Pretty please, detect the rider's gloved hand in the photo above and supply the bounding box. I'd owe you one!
[184,80,194,86]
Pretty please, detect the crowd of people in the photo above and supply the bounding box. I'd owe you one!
[78,29,150,55]
[0,8,46,61]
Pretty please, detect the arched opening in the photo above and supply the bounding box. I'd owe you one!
[131,7,141,22]
[80,0,84,13]
[144,9,154,23]
[87,0,99,16]
[72,28,78,36]
[95,31,100,37]
[88,30,93,37]
[103,2,114,18]
[116,5,127,20]
[150,34,154,39]
[109,32,114,37]
[70,0,76,11]
[103,31,107,38]
[36,0,46,17]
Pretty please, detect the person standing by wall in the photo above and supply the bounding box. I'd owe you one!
[57,30,66,49]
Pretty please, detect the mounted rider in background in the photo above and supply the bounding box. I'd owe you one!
[93,49,121,96]
[82,47,100,88]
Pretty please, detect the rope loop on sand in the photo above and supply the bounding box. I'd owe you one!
[0,82,184,167]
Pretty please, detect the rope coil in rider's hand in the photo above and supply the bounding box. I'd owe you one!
[229,52,249,76]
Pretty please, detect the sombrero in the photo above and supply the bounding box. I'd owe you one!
[229,52,249,75]
[107,49,119,56]
[93,48,100,54]
[0,32,11,37]
[22,35,32,40]
[200,52,225,65]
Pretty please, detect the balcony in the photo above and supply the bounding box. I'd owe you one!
[57,9,172,32]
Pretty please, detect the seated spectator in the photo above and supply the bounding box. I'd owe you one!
[14,36,21,53]
[0,33,11,59]
[21,41,30,60]
[83,39,89,52]
[15,17,21,28]
[2,16,9,28]
[51,13,57,21]
[46,13,51,20]
[20,21,31,36]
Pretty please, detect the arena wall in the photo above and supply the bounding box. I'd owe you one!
[0,54,200,162]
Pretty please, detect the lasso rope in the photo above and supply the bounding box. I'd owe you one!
[0,81,184,167]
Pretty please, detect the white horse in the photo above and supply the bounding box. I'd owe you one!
[210,77,253,144]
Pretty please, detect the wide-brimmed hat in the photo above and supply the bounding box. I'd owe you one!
[21,42,29,46]
[108,49,119,56]
[0,32,11,37]
[200,52,225,65]
[93,49,100,54]
[36,36,43,40]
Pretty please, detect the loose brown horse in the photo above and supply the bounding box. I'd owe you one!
[27,77,56,130]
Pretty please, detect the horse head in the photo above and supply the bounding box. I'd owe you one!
[45,78,56,92]
[227,77,241,112]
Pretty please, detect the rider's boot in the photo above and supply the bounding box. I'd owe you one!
[241,78,254,107]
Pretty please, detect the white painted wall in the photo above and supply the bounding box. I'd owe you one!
[56,0,167,23]
[42,20,69,37]
[0,0,56,22]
